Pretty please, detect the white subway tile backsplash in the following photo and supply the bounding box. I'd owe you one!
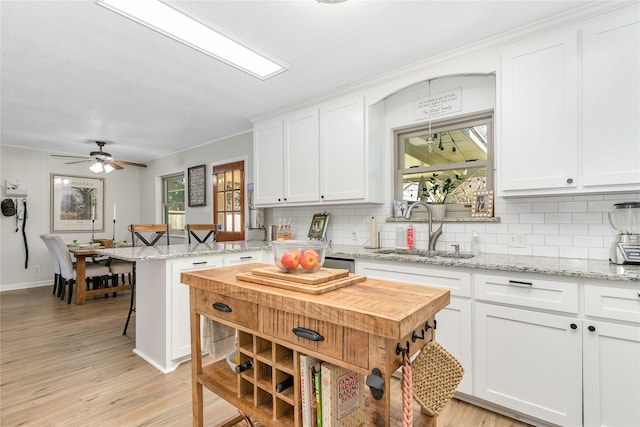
[271,194,632,261]
[559,201,587,212]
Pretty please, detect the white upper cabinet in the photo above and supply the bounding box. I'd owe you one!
[252,93,382,207]
[582,5,640,188]
[284,108,320,204]
[253,117,284,205]
[498,28,579,194]
[498,4,640,196]
[319,94,366,202]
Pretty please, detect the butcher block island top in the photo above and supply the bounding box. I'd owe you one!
[181,263,450,427]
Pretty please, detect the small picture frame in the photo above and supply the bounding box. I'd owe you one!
[308,212,329,240]
[187,164,206,207]
[471,190,494,217]
[393,200,409,218]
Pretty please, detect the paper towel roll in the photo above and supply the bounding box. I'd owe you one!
[370,217,378,248]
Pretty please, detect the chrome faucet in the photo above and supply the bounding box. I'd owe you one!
[404,201,444,251]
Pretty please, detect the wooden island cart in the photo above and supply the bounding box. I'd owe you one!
[181,263,450,427]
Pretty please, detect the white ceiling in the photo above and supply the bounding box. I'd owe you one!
[1,0,593,164]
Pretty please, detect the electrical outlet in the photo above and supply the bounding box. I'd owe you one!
[34,265,40,273]
[509,233,526,248]
[351,232,357,240]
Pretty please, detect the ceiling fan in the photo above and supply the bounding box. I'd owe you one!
[52,141,147,173]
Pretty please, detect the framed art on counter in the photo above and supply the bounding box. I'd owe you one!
[471,190,494,217]
[308,212,329,240]
[51,174,104,232]
[188,164,206,207]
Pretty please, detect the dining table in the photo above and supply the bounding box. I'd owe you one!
[68,242,133,304]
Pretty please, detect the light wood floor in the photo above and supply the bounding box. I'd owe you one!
[1,285,531,426]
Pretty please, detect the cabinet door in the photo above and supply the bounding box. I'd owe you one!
[499,29,578,193]
[435,298,473,395]
[171,256,223,360]
[254,117,284,205]
[474,303,582,426]
[319,95,365,201]
[582,4,640,187]
[583,320,640,427]
[283,108,320,203]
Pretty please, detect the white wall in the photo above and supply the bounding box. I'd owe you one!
[0,145,142,290]
[138,131,254,239]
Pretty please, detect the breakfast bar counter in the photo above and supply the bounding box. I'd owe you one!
[181,263,450,427]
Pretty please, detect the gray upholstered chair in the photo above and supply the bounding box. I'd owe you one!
[40,234,61,296]
[49,235,110,304]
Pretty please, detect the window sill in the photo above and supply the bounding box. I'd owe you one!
[386,216,500,223]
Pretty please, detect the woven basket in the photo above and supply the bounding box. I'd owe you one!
[411,341,464,417]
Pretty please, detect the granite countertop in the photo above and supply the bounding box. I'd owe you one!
[94,241,271,262]
[327,245,640,283]
[95,241,640,283]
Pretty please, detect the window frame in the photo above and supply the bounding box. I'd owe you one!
[394,111,494,210]
[161,172,185,237]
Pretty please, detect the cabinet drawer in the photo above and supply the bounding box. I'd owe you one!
[195,289,258,330]
[262,307,368,368]
[474,273,578,313]
[356,260,471,297]
[585,284,640,324]
[224,251,264,266]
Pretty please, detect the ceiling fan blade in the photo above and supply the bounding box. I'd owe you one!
[65,159,94,165]
[51,154,90,160]
[106,161,124,170]
[113,160,147,168]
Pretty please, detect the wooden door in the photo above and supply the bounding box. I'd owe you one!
[213,161,245,242]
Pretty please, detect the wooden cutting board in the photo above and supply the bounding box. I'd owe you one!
[236,271,366,294]
[249,265,349,285]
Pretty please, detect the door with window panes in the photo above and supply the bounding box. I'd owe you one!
[213,161,245,242]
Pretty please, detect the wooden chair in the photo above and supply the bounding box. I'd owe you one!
[185,224,217,244]
[123,224,170,335]
[128,224,170,247]
[48,235,111,304]
[93,239,135,295]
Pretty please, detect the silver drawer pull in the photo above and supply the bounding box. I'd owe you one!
[508,279,532,286]
[192,261,208,265]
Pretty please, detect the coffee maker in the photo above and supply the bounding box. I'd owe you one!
[608,202,640,265]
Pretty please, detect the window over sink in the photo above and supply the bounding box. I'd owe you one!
[395,112,494,213]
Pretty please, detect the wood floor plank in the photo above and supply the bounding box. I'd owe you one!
[1,286,531,426]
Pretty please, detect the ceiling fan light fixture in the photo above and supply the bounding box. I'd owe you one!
[95,0,289,80]
[104,163,115,174]
[89,161,104,173]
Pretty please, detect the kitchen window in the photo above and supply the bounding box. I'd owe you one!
[395,112,494,211]
[162,173,185,236]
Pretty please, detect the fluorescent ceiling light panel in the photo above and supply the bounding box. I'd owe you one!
[95,0,288,80]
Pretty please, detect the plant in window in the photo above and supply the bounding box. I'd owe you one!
[419,173,461,204]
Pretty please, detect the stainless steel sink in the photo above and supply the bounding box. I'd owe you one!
[373,248,474,259]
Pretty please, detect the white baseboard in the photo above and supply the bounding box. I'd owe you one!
[0,280,51,292]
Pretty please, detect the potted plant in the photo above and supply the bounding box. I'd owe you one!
[418,173,461,218]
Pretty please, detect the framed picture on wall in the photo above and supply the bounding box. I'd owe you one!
[188,164,206,207]
[51,174,104,232]
[471,190,494,218]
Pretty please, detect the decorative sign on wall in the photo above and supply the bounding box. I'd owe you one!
[414,87,462,121]
[188,164,206,207]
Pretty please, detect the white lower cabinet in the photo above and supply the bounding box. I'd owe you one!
[355,260,473,394]
[583,320,640,427]
[474,303,583,426]
[170,255,224,361]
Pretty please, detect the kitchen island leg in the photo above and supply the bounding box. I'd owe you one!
[190,288,204,427]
